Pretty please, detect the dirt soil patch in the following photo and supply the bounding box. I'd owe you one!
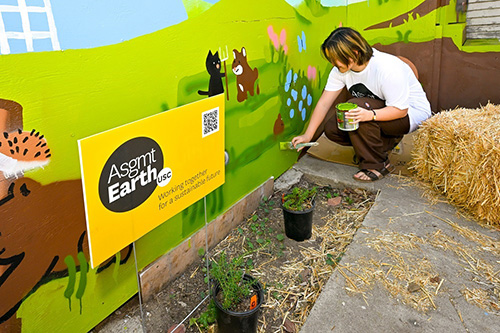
[94,178,375,333]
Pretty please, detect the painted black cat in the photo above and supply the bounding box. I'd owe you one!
[198,50,225,97]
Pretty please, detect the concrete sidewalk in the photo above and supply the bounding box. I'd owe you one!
[295,155,499,333]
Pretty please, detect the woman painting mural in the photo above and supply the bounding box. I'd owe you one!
[292,27,431,182]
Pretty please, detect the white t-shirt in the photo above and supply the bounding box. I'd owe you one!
[324,48,431,133]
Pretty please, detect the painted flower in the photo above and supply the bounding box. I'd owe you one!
[267,25,288,54]
[307,65,317,81]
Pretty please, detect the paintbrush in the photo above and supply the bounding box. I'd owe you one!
[279,142,319,150]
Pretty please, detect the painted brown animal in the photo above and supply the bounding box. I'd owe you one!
[0,99,132,330]
[0,177,132,327]
[232,47,259,102]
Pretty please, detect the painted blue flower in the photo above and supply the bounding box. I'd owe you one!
[307,94,312,106]
[290,109,295,118]
[302,85,307,99]
[285,69,293,92]
[298,31,306,53]
[291,89,298,101]
[287,98,291,106]
[293,73,298,83]
[298,100,303,111]
[301,108,306,121]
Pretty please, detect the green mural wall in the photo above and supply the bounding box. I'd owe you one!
[0,0,498,332]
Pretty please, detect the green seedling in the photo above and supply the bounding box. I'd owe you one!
[210,251,257,311]
[246,258,254,268]
[189,300,217,329]
[282,186,317,211]
[336,252,345,263]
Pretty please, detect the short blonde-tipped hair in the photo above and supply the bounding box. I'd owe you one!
[321,27,373,67]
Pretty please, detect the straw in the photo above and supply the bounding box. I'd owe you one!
[410,103,500,226]
[337,230,440,313]
[207,187,374,332]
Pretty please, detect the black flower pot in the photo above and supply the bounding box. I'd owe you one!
[282,201,314,241]
[212,274,264,333]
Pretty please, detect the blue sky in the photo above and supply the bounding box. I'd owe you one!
[0,0,357,54]
[51,0,188,50]
[0,0,192,53]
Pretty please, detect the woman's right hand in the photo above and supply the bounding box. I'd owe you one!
[289,89,342,151]
[291,134,312,151]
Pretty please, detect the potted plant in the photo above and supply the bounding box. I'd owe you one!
[210,251,264,333]
[281,186,317,241]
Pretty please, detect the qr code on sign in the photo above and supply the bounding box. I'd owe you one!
[202,107,219,138]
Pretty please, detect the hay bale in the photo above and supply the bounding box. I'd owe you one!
[410,103,500,226]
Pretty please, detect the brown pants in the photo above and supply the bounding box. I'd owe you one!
[324,97,410,170]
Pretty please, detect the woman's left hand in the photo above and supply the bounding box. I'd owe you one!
[345,107,374,123]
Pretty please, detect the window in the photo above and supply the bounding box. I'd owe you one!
[0,0,60,54]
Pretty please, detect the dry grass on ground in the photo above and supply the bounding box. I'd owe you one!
[94,179,375,333]
[338,211,500,316]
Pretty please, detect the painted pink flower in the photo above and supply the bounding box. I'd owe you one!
[268,25,279,50]
[280,29,288,54]
[307,65,317,81]
[267,25,288,54]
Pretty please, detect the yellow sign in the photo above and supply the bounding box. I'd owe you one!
[78,95,225,268]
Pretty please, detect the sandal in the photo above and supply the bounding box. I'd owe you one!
[353,164,394,182]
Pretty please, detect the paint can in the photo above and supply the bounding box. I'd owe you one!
[336,102,359,131]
